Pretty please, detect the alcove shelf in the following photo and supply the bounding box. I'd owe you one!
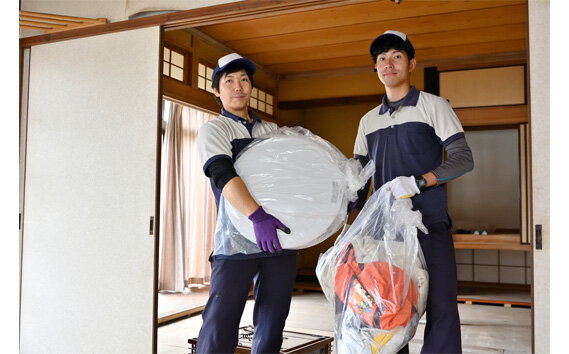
[452,234,530,251]
[457,281,531,308]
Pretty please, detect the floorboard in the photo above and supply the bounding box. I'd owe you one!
[158,291,531,353]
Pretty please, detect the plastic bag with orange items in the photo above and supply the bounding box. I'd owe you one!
[316,185,429,354]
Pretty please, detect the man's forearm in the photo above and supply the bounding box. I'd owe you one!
[431,137,474,184]
[421,171,438,187]
[222,176,259,216]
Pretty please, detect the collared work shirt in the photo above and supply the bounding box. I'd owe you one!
[354,87,465,225]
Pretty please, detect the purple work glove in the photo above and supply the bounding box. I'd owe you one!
[248,206,290,253]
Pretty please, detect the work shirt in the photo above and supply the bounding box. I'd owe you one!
[354,86,465,225]
[198,109,274,205]
[197,108,297,259]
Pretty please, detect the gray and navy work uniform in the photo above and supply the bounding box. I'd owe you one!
[196,108,297,353]
[354,86,473,353]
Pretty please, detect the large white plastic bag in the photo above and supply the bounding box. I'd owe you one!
[213,126,374,256]
[316,185,428,354]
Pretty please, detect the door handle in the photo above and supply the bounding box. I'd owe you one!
[535,224,542,250]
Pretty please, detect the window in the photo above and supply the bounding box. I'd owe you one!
[163,47,185,82]
[198,63,215,93]
[250,88,274,115]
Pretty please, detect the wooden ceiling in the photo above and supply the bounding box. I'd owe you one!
[197,0,528,76]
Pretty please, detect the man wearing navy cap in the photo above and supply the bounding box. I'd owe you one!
[349,30,474,353]
[195,53,298,353]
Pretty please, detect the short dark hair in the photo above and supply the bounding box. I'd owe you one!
[371,36,415,63]
[211,62,255,107]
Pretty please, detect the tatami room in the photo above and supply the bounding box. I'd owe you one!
[155,1,537,352]
[19,1,549,353]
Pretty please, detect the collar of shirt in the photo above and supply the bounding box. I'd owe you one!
[379,85,421,115]
[221,108,260,124]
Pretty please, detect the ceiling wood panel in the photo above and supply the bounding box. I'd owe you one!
[227,3,527,52]
[200,0,525,41]
[247,23,527,66]
[266,38,526,74]
[193,0,528,76]
[266,56,373,74]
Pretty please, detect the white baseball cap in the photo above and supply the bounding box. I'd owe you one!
[211,53,256,81]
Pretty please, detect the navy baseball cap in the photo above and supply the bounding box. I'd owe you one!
[211,53,256,81]
[369,30,415,60]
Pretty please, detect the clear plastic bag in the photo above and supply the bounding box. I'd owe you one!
[213,126,374,256]
[316,185,428,353]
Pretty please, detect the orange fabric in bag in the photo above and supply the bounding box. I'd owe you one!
[334,244,418,330]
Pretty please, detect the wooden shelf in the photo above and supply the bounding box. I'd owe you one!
[453,233,530,251]
[454,104,528,127]
[457,281,531,307]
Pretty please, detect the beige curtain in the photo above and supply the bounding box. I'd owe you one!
[159,100,217,292]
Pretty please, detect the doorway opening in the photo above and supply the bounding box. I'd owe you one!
[157,99,217,323]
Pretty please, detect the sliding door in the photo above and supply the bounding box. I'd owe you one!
[528,0,550,352]
[20,26,161,353]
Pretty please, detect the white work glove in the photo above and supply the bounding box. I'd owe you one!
[388,176,420,199]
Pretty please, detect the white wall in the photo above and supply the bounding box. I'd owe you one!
[448,128,529,286]
[447,129,520,232]
[21,0,126,23]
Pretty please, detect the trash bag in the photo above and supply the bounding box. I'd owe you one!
[214,126,375,256]
[316,185,428,353]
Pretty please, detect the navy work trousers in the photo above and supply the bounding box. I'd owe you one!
[196,254,297,354]
[398,222,462,354]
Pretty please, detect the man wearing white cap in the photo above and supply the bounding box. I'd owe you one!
[195,53,297,353]
[349,30,474,353]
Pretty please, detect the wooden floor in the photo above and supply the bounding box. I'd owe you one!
[157,282,532,353]
[159,280,531,325]
[157,291,532,354]
[158,285,210,324]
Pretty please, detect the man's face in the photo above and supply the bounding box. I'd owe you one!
[213,69,252,113]
[375,49,416,89]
